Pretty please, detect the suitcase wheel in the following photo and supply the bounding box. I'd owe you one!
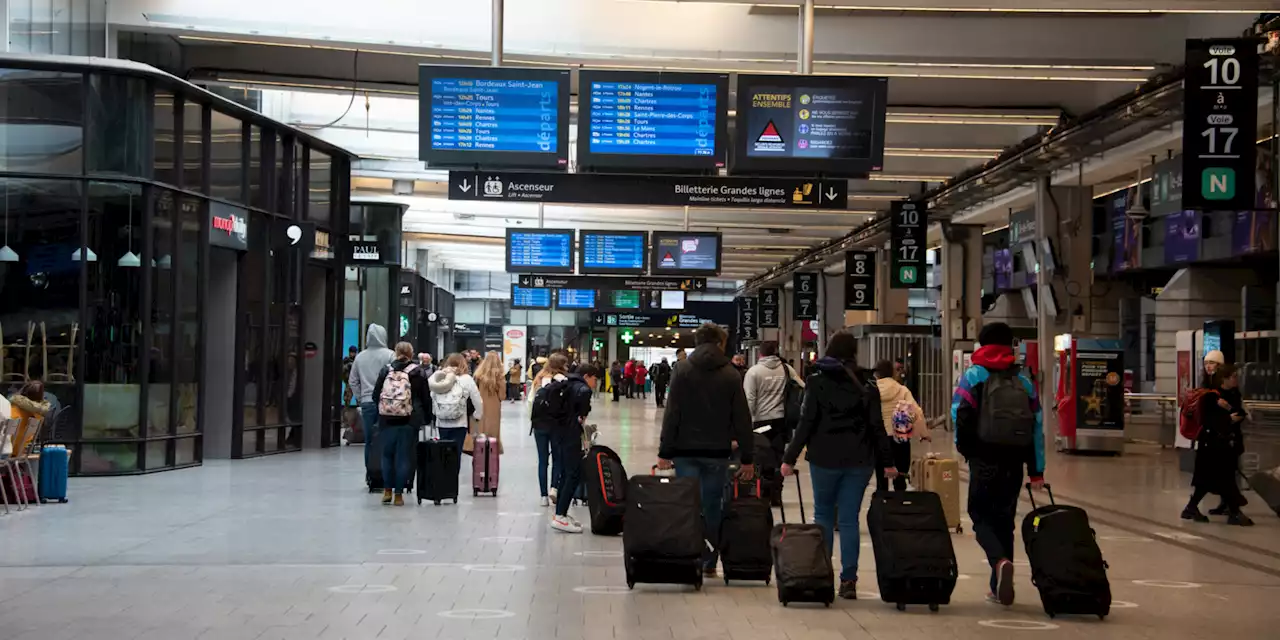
[724,577,729,585]
[491,489,498,496]
[896,603,906,612]
[824,602,830,608]
[434,500,441,505]
[956,524,964,534]
[781,601,788,607]
[452,498,458,504]
[765,576,771,586]
[1098,614,1106,621]
[929,603,939,613]
[474,489,479,497]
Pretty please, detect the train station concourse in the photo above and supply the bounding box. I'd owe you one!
[2,0,1280,638]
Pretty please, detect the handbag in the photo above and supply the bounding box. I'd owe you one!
[463,425,476,455]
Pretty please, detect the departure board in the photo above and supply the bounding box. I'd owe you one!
[505,228,575,274]
[578,70,728,171]
[610,290,641,310]
[556,288,596,309]
[579,230,647,274]
[511,284,552,309]
[419,66,570,169]
[650,231,722,276]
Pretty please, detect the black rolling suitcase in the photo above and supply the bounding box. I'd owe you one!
[1022,484,1111,619]
[770,471,835,607]
[582,444,628,535]
[1247,466,1280,517]
[866,489,958,612]
[416,428,460,505]
[719,476,774,584]
[623,469,704,590]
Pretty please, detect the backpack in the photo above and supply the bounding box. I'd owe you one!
[891,399,915,443]
[782,364,804,428]
[432,378,468,422]
[378,364,417,417]
[1179,388,1217,441]
[531,378,575,432]
[978,367,1036,447]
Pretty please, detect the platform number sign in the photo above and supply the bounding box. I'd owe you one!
[736,296,759,342]
[793,273,819,321]
[844,251,876,311]
[890,200,927,289]
[758,287,780,328]
[1183,38,1257,211]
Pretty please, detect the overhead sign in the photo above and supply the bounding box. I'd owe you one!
[448,171,847,209]
[1183,38,1258,211]
[736,296,759,342]
[793,272,819,321]
[517,274,706,292]
[272,220,316,257]
[347,234,384,264]
[844,250,876,311]
[758,287,780,328]
[592,311,725,329]
[1150,156,1184,217]
[890,200,927,289]
[209,202,249,251]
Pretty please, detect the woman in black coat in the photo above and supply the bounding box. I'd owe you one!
[1182,363,1253,526]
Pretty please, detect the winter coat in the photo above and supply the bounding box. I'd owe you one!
[783,357,892,470]
[428,367,485,429]
[1192,386,1247,496]
[347,324,395,403]
[950,344,1045,478]
[876,377,929,440]
[659,344,753,463]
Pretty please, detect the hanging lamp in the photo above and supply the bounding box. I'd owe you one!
[117,192,141,268]
[0,183,17,262]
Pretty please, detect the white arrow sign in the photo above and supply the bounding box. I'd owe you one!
[460,179,472,193]
[825,188,838,202]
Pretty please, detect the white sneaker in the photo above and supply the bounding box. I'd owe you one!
[539,496,550,507]
[551,515,583,533]
[549,488,559,503]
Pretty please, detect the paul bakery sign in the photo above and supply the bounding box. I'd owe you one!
[209,203,249,251]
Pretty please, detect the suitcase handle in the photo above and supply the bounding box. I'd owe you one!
[1025,482,1055,509]
[778,469,806,525]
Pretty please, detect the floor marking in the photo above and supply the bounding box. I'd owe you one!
[462,564,526,572]
[327,584,398,594]
[1132,579,1202,588]
[376,549,427,555]
[1110,600,1139,608]
[437,608,515,620]
[574,551,623,558]
[573,586,631,595]
[1152,531,1204,542]
[977,620,1060,630]
[1097,535,1151,543]
[858,591,881,600]
[479,536,533,543]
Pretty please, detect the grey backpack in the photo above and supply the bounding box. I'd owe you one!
[978,367,1036,447]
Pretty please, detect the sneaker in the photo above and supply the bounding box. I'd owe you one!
[539,496,550,507]
[1181,506,1209,522]
[381,489,393,505]
[838,580,858,600]
[549,488,559,503]
[1227,512,1255,527]
[393,493,404,507]
[994,559,1015,606]
[985,592,1001,605]
[550,515,583,534]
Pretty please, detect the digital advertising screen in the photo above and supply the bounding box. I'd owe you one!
[650,231,722,276]
[511,284,552,309]
[732,74,887,176]
[418,66,571,170]
[610,290,642,310]
[577,70,729,172]
[556,288,596,310]
[578,230,647,275]
[660,290,686,310]
[505,228,575,274]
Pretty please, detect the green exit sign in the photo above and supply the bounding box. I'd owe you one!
[1201,167,1235,201]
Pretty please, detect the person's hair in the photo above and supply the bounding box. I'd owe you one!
[694,322,727,347]
[825,331,858,363]
[533,352,570,388]
[19,380,44,403]
[348,346,358,353]
[1210,363,1239,389]
[874,360,895,380]
[578,363,601,379]
[760,341,779,357]
[474,351,505,395]
[444,353,467,373]
[978,322,1014,347]
[393,341,414,361]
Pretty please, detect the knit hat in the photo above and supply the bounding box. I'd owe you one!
[1204,350,1226,365]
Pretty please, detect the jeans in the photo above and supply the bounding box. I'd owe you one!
[359,402,380,471]
[875,440,911,493]
[553,429,584,516]
[654,384,666,407]
[808,463,874,582]
[533,429,562,497]
[967,458,1023,593]
[437,426,468,455]
[673,457,731,570]
[380,425,416,493]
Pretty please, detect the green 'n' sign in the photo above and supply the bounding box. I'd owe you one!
[1182,38,1258,212]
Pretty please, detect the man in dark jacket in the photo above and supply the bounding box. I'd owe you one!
[951,322,1045,607]
[652,358,672,408]
[658,323,754,576]
[550,364,601,534]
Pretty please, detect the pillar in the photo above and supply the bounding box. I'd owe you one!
[491,0,504,66]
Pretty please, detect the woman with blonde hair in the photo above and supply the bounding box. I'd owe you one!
[429,353,484,454]
[471,351,506,455]
[530,352,570,506]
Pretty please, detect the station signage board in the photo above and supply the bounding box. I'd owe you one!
[737,296,759,342]
[591,311,725,329]
[757,287,780,328]
[1182,38,1258,211]
[793,272,819,321]
[516,274,706,292]
[844,251,876,311]
[890,200,927,289]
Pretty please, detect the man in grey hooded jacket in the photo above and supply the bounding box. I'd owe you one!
[348,324,395,471]
[744,341,804,444]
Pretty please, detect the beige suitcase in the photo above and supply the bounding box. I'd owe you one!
[911,453,963,534]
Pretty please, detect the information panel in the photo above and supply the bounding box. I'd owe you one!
[1183,39,1258,211]
[419,66,571,170]
[610,290,642,310]
[506,228,574,274]
[578,70,729,172]
[579,230,647,275]
[890,200,927,289]
[793,272,819,321]
[734,74,887,176]
[737,296,759,342]
[511,284,552,309]
[650,231,722,276]
[845,251,876,310]
[556,288,596,309]
[758,287,780,328]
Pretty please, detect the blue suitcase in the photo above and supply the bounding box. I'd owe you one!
[38,446,69,503]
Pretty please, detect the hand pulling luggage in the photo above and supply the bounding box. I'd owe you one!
[37,445,69,503]
[910,452,963,533]
[1022,484,1111,619]
[719,475,774,585]
[583,444,627,535]
[623,468,704,590]
[771,471,835,607]
[471,434,499,496]
[417,428,460,505]
[1247,466,1280,517]
[867,489,958,612]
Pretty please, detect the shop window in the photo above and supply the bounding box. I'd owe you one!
[0,69,83,174]
[145,439,168,470]
[209,109,244,203]
[182,98,206,192]
[248,125,264,209]
[148,189,178,439]
[242,210,266,429]
[78,443,138,475]
[175,196,202,434]
[175,436,197,465]
[87,74,147,176]
[153,90,176,185]
[274,133,288,215]
[308,148,333,226]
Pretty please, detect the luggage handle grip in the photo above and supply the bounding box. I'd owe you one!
[1025,482,1055,509]
[779,469,806,525]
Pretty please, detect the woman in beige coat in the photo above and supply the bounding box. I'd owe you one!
[470,351,506,454]
[874,360,929,492]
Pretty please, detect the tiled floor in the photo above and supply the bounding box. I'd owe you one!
[2,396,1279,639]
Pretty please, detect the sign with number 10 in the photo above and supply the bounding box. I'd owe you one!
[1183,38,1257,211]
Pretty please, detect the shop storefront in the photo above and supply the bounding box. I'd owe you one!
[0,56,354,474]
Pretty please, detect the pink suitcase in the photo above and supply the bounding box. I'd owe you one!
[472,434,499,496]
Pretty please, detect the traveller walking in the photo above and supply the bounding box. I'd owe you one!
[348,324,395,473]
[530,356,546,383]
[472,352,506,456]
[634,360,649,399]
[951,322,1045,607]
[532,353,571,506]
[429,353,484,454]
[610,361,623,403]
[507,359,524,402]
[1183,363,1253,526]
[744,340,804,455]
[418,353,437,377]
[874,359,929,492]
[549,364,601,533]
[652,357,672,408]
[1201,350,1224,387]
[780,331,895,600]
[371,342,429,505]
[624,360,636,398]
[657,323,755,576]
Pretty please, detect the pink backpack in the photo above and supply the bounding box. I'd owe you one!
[378,364,417,417]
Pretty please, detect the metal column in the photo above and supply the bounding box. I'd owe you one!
[799,0,815,75]
[1034,178,1055,434]
[491,0,504,67]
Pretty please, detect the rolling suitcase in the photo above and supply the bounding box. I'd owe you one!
[471,434,499,496]
[867,489,958,612]
[1246,466,1280,517]
[1022,484,1111,619]
[910,453,963,533]
[719,475,774,584]
[582,444,627,535]
[770,471,835,607]
[417,429,460,505]
[343,407,364,445]
[38,445,69,503]
[623,469,704,591]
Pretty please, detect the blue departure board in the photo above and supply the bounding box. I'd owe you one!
[511,285,551,309]
[587,82,715,156]
[556,289,596,309]
[579,231,646,274]
[430,77,559,153]
[506,228,574,274]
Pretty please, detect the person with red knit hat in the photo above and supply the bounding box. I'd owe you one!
[951,322,1045,608]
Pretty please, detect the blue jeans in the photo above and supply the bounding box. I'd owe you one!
[380,425,416,493]
[673,457,730,570]
[437,426,467,454]
[359,402,380,471]
[533,430,562,498]
[808,464,874,582]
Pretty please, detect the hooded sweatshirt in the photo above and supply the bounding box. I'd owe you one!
[744,355,803,423]
[428,367,484,429]
[348,324,395,403]
[659,343,753,463]
[782,357,892,470]
[876,377,928,440]
[950,344,1045,478]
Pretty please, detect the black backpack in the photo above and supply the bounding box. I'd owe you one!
[531,378,574,432]
[978,367,1036,447]
[782,364,804,428]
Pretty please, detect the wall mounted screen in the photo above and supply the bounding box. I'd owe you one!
[650,231,722,276]
[610,290,642,310]
[660,290,686,310]
[577,70,729,172]
[579,230,647,275]
[556,288,596,309]
[505,228,575,274]
[733,74,887,177]
[511,284,552,309]
[419,66,571,170]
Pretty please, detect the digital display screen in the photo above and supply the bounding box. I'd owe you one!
[556,288,596,309]
[419,66,570,169]
[610,290,641,310]
[650,231,722,276]
[733,75,887,176]
[660,290,686,310]
[579,230,647,274]
[578,71,728,171]
[505,228,574,274]
[511,284,552,309]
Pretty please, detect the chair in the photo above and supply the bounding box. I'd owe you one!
[0,417,24,513]
[0,322,35,384]
[40,322,78,384]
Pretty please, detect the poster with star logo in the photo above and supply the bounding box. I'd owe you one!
[1075,350,1125,432]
